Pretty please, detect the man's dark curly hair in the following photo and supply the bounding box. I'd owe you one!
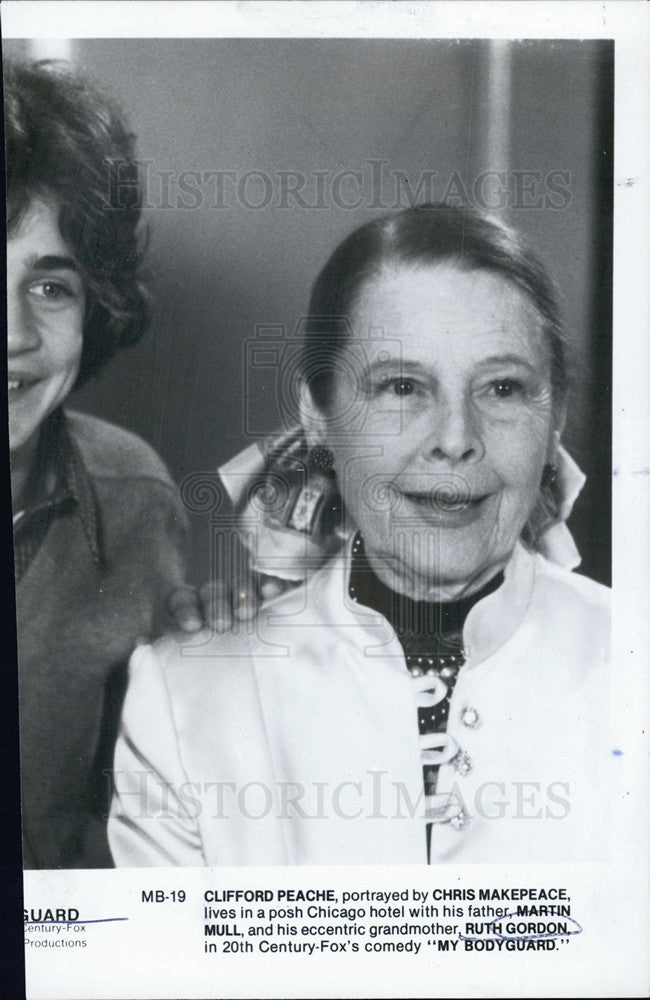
[5,58,149,385]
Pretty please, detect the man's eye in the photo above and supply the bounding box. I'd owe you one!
[30,280,72,300]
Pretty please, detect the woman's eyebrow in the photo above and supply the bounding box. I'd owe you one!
[480,353,540,370]
[364,353,540,373]
[363,357,429,376]
[360,352,544,382]
[28,254,79,272]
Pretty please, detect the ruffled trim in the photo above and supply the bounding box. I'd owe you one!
[527,446,585,570]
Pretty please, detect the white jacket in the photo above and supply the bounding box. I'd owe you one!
[109,542,610,867]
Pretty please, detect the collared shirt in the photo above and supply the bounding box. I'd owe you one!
[13,408,100,582]
[14,408,187,869]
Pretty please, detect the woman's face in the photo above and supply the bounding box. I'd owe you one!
[318,262,561,599]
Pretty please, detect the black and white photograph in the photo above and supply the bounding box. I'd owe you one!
[4,2,649,998]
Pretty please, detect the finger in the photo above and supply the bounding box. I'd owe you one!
[232,575,259,621]
[199,579,232,632]
[220,530,260,622]
[259,576,291,602]
[166,585,203,633]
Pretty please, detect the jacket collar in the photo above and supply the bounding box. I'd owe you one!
[462,542,537,667]
[13,407,101,565]
[300,538,538,670]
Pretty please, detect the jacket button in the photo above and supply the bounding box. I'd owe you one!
[453,749,473,775]
[461,706,480,728]
[449,810,470,831]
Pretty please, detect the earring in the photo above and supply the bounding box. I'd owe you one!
[522,462,561,551]
[539,461,560,526]
[541,463,558,490]
[308,443,334,473]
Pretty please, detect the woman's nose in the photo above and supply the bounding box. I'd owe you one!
[7,294,41,355]
[424,394,485,464]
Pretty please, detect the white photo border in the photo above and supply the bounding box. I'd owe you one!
[4,2,649,998]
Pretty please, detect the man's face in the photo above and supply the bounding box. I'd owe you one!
[7,196,85,457]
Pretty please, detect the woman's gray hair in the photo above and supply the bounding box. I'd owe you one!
[300,203,569,414]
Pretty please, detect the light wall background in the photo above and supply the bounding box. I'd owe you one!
[4,38,613,585]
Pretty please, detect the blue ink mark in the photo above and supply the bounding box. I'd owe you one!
[491,912,582,941]
[612,748,624,756]
[24,917,128,925]
[460,911,582,942]
[612,469,618,476]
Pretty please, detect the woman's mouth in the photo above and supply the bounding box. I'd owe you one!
[400,489,492,525]
[403,490,489,509]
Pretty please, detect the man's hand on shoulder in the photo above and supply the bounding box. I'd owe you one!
[166,530,295,634]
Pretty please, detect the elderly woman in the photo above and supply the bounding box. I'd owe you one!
[110,205,610,866]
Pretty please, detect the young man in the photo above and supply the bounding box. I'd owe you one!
[6,57,308,868]
[7,59,192,868]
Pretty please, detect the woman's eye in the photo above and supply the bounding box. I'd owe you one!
[489,378,523,399]
[392,378,416,396]
[376,377,418,397]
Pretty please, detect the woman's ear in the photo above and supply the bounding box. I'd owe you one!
[298,380,329,449]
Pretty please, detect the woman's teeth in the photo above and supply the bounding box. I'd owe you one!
[437,497,472,509]
[406,492,483,511]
